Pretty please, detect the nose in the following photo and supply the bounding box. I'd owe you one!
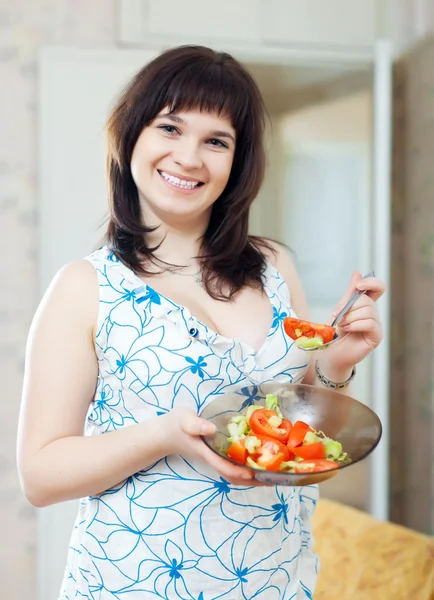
[172,138,203,170]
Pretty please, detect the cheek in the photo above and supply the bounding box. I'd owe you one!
[130,138,145,183]
[130,153,140,186]
[130,136,156,184]
[213,156,233,188]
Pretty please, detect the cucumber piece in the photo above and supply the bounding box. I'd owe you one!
[244,436,261,455]
[246,457,266,470]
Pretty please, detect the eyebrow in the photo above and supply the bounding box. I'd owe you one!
[156,113,236,144]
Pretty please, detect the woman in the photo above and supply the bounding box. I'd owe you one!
[17,46,385,599]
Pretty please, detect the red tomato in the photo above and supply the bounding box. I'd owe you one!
[257,451,285,471]
[253,434,294,463]
[292,441,326,460]
[227,439,247,465]
[249,409,293,443]
[294,459,339,473]
[283,317,336,344]
[287,421,313,449]
[242,434,294,471]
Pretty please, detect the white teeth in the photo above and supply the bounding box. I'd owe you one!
[160,171,200,189]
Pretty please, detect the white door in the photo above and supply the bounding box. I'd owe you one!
[38,47,159,600]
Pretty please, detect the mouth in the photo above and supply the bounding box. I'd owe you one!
[158,170,204,191]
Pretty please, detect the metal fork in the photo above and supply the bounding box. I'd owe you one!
[298,271,375,352]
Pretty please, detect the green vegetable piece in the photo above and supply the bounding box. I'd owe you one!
[230,415,247,425]
[268,415,283,428]
[294,336,324,349]
[246,457,266,470]
[293,461,315,471]
[227,419,248,442]
[265,394,283,418]
[303,431,319,445]
[244,436,261,454]
[279,460,299,472]
[323,438,343,460]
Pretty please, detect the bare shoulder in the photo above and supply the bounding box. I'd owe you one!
[34,259,99,332]
[260,239,298,280]
[258,238,310,320]
[52,258,98,284]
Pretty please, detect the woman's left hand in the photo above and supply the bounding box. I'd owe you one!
[321,271,386,372]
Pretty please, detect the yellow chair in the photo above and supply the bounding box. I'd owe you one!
[312,499,434,600]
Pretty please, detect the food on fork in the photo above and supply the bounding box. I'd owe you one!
[283,317,336,349]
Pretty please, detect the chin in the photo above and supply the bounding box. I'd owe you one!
[154,201,208,222]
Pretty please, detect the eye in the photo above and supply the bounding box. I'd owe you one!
[158,124,179,135]
[207,138,229,149]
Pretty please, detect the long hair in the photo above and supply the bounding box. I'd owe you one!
[105,45,273,299]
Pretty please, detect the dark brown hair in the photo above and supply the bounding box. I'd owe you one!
[105,45,273,299]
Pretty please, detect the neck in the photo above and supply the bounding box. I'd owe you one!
[155,230,203,268]
[139,196,212,268]
[146,220,208,270]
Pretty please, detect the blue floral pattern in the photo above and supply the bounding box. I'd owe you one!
[60,247,318,599]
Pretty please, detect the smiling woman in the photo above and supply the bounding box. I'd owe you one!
[105,45,269,300]
[17,45,385,600]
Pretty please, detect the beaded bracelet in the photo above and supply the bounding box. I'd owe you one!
[315,360,356,390]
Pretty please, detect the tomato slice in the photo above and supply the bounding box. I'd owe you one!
[294,459,339,473]
[227,439,247,465]
[257,451,285,472]
[287,421,313,449]
[253,434,294,463]
[254,435,291,471]
[283,317,336,344]
[249,409,293,443]
[292,441,325,460]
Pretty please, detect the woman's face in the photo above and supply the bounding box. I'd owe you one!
[131,109,236,227]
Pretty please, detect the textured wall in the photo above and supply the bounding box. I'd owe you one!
[0,2,114,597]
[390,37,434,535]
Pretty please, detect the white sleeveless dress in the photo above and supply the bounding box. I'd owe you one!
[59,246,319,600]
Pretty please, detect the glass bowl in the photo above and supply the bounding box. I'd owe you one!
[200,383,382,486]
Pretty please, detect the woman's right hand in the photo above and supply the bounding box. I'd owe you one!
[163,407,262,487]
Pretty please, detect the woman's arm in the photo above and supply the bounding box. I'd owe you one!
[17,260,253,508]
[17,260,172,506]
[264,241,384,390]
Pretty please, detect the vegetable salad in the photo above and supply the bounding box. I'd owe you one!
[225,394,351,473]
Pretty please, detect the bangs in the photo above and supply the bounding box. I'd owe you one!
[106,45,267,299]
[150,58,254,133]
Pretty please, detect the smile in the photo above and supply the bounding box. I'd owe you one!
[158,170,204,189]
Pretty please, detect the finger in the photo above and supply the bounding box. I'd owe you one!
[340,304,378,326]
[355,277,386,302]
[339,293,375,316]
[199,444,254,481]
[340,317,382,337]
[179,412,216,437]
[331,271,362,319]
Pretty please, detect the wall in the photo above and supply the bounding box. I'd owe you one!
[119,0,378,49]
[0,2,115,597]
[389,38,434,535]
[383,0,434,56]
[281,91,372,143]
